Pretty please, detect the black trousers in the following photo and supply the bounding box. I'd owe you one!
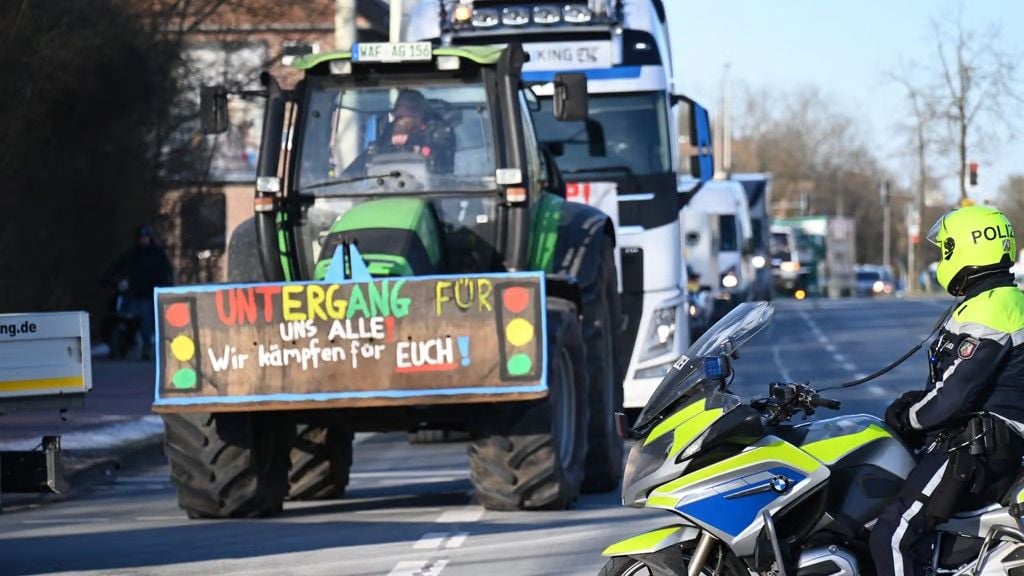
[870,429,1023,576]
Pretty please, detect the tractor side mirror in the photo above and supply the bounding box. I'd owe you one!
[200,85,229,134]
[674,94,714,182]
[553,73,588,122]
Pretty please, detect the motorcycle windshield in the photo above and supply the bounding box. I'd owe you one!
[633,302,774,432]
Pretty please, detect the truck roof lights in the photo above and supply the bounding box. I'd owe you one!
[471,8,500,28]
[532,5,560,24]
[563,4,593,23]
[502,7,530,26]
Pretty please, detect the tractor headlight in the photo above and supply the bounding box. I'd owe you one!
[873,280,884,294]
[639,302,679,362]
[752,255,766,269]
[452,4,473,24]
[722,272,739,289]
[563,4,593,23]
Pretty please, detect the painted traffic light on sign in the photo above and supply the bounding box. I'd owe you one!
[159,298,201,392]
[496,284,543,381]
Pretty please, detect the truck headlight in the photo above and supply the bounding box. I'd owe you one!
[722,273,738,289]
[872,280,884,294]
[639,303,678,362]
[752,255,766,269]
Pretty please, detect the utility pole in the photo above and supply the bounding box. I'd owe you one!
[390,0,403,42]
[722,63,732,177]
[335,0,356,51]
[881,180,891,270]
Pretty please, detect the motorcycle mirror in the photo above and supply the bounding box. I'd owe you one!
[614,412,637,440]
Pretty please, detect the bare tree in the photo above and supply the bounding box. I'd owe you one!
[929,5,1023,201]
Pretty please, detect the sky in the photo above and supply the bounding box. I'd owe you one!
[666,0,1023,204]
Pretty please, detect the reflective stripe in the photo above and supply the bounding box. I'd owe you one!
[943,318,1010,345]
[908,357,962,430]
[891,460,948,576]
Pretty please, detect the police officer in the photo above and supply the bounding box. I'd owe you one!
[871,205,1024,576]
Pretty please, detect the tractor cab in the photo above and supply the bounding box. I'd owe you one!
[201,42,587,282]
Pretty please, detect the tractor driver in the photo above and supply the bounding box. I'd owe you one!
[373,89,454,174]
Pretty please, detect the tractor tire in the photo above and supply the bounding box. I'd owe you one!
[468,296,589,510]
[287,424,354,500]
[579,243,625,493]
[163,411,292,519]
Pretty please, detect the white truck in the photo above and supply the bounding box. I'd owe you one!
[403,0,717,409]
[683,180,754,319]
[0,312,92,503]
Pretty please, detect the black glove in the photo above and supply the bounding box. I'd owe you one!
[885,390,927,447]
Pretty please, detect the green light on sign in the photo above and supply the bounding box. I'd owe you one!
[506,353,532,376]
[172,368,197,389]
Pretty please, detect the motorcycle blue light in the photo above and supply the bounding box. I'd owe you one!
[703,356,725,379]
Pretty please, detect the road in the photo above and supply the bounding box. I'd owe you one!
[0,297,952,576]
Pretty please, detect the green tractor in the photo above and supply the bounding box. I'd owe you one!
[156,42,625,517]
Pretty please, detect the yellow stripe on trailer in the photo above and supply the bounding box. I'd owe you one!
[0,375,85,392]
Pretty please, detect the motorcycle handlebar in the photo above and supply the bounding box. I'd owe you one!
[811,396,842,410]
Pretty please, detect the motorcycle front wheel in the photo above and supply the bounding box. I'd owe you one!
[598,543,748,576]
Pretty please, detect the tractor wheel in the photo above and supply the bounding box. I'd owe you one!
[287,424,354,500]
[580,242,625,493]
[468,297,589,510]
[163,411,292,519]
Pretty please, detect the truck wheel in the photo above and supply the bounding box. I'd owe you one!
[581,243,624,493]
[163,412,291,518]
[287,424,353,500]
[468,296,589,510]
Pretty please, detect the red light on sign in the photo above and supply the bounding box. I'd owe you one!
[502,286,530,313]
[165,302,191,328]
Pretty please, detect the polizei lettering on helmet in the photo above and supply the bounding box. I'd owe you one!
[970,225,1015,244]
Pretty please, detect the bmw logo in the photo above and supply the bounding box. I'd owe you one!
[770,476,791,494]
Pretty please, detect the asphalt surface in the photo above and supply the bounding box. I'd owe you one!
[0,297,953,576]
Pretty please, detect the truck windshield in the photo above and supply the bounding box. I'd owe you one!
[298,79,497,195]
[533,92,670,177]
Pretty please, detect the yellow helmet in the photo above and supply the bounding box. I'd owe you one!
[928,205,1015,296]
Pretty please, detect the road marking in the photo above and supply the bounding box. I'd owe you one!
[23,518,110,524]
[135,515,186,521]
[351,469,466,479]
[824,343,837,353]
[771,346,793,382]
[842,362,857,372]
[388,559,449,576]
[436,506,484,523]
[414,532,468,550]
[868,384,888,397]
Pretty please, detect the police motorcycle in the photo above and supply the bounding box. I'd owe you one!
[601,301,1024,576]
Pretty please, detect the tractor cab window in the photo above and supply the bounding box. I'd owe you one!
[298,79,497,195]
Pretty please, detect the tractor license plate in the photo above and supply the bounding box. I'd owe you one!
[353,42,433,63]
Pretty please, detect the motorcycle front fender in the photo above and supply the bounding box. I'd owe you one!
[601,524,701,557]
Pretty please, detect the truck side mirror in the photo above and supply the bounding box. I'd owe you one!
[674,94,714,182]
[553,73,588,122]
[200,85,229,134]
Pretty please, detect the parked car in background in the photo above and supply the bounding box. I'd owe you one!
[856,265,895,297]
